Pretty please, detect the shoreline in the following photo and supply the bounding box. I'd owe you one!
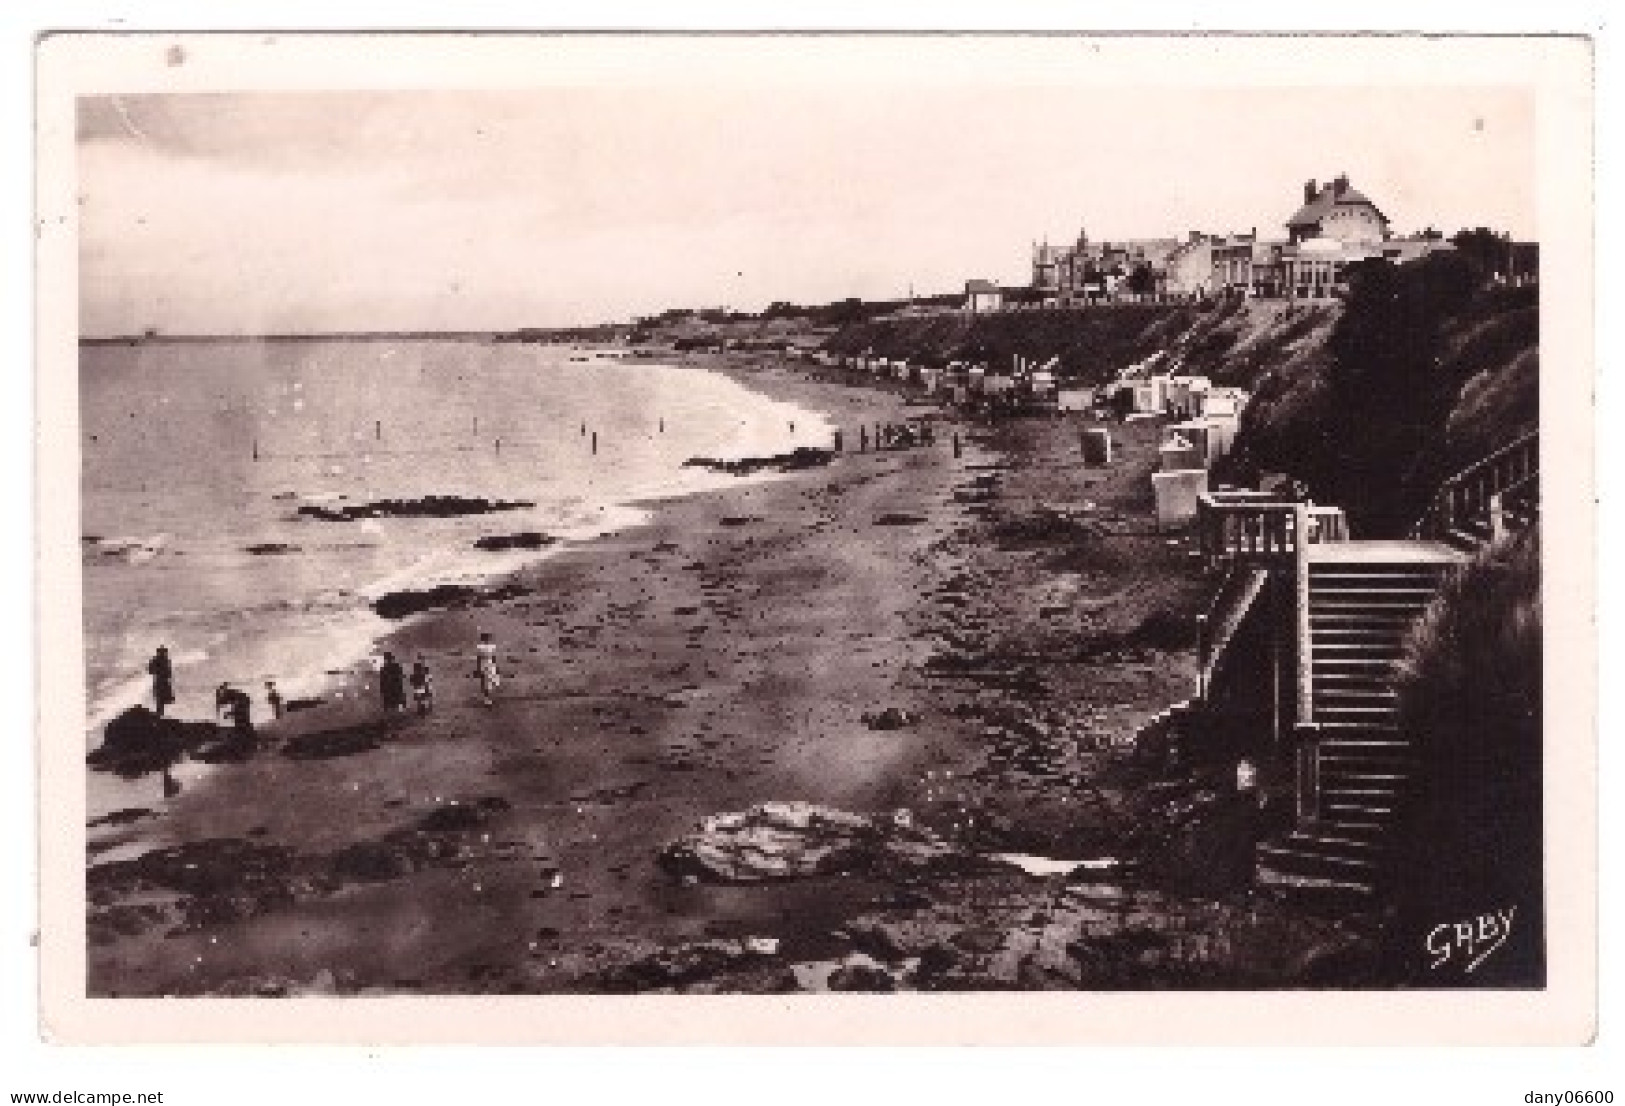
[86,351,1380,995]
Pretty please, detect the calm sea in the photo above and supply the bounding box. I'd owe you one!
[80,338,829,759]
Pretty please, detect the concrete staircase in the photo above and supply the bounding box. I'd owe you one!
[1256,559,1456,895]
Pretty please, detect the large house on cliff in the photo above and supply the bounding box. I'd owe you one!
[1207,174,1454,299]
[1026,171,1503,305]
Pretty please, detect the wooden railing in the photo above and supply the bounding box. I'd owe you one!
[1195,564,1270,702]
[1196,493,1348,571]
[1196,493,1295,570]
[1412,430,1539,541]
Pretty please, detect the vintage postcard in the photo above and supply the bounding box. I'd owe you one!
[35,32,1595,1043]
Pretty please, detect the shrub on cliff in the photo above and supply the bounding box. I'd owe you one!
[1221,253,1538,536]
[1387,529,1543,985]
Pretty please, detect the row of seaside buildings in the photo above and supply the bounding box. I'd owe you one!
[962,174,1539,311]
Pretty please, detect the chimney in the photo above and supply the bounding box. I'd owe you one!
[1304,179,1317,204]
[1334,173,1349,196]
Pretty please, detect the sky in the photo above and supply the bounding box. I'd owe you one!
[76,84,1536,336]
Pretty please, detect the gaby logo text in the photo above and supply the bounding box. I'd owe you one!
[1426,906,1516,973]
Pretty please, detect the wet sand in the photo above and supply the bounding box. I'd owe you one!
[86,355,1367,996]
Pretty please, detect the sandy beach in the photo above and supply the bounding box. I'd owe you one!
[86,354,1373,995]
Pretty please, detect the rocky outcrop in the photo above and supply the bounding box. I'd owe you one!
[472,532,557,552]
[87,707,220,778]
[682,448,833,477]
[371,581,530,620]
[297,495,535,522]
[657,801,997,884]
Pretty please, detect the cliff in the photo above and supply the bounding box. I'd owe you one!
[821,255,1535,539]
[821,298,1341,391]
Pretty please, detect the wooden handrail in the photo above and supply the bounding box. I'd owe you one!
[1293,503,1314,726]
[1197,495,1347,570]
[1413,430,1539,539]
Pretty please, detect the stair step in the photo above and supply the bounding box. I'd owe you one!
[1256,865,1375,896]
[1257,842,1379,873]
[1310,567,1450,578]
[1312,672,1399,687]
[1324,801,1396,819]
[1320,768,1408,782]
[1323,785,1402,800]
[1286,828,1388,851]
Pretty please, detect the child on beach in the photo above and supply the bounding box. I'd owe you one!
[147,645,174,717]
[474,632,501,707]
[379,652,408,713]
[265,679,284,719]
[410,655,434,715]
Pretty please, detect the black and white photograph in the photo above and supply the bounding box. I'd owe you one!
[29,30,1595,1046]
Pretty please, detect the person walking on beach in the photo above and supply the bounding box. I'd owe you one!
[379,652,408,713]
[147,645,174,717]
[474,632,501,707]
[215,682,254,737]
[265,679,284,720]
[410,655,435,715]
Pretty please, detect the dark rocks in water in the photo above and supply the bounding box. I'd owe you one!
[873,512,927,527]
[88,837,298,908]
[861,706,918,731]
[87,707,217,778]
[416,796,512,833]
[473,531,557,552]
[297,495,535,522]
[718,516,759,527]
[192,730,259,764]
[328,841,417,883]
[826,962,898,993]
[372,581,531,620]
[281,721,389,761]
[88,810,533,945]
[598,939,783,993]
[244,542,300,555]
[87,807,156,829]
[682,447,833,477]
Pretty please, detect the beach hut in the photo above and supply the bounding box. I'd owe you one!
[1056,387,1095,412]
[1152,468,1210,529]
[1163,417,1239,468]
[1132,377,1169,415]
[1159,432,1203,472]
[1196,386,1250,419]
[1082,427,1115,465]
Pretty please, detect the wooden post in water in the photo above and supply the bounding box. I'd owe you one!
[591,431,598,456]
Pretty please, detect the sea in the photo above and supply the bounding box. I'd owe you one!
[80,337,831,813]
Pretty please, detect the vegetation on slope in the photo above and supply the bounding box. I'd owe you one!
[1388,529,1543,985]
[1218,252,1538,535]
[818,296,1340,391]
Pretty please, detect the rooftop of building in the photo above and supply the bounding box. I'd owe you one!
[1286,174,1389,229]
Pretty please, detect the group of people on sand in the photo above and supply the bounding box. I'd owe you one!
[144,630,506,733]
[857,421,934,452]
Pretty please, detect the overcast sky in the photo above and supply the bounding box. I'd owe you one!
[77,85,1535,336]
